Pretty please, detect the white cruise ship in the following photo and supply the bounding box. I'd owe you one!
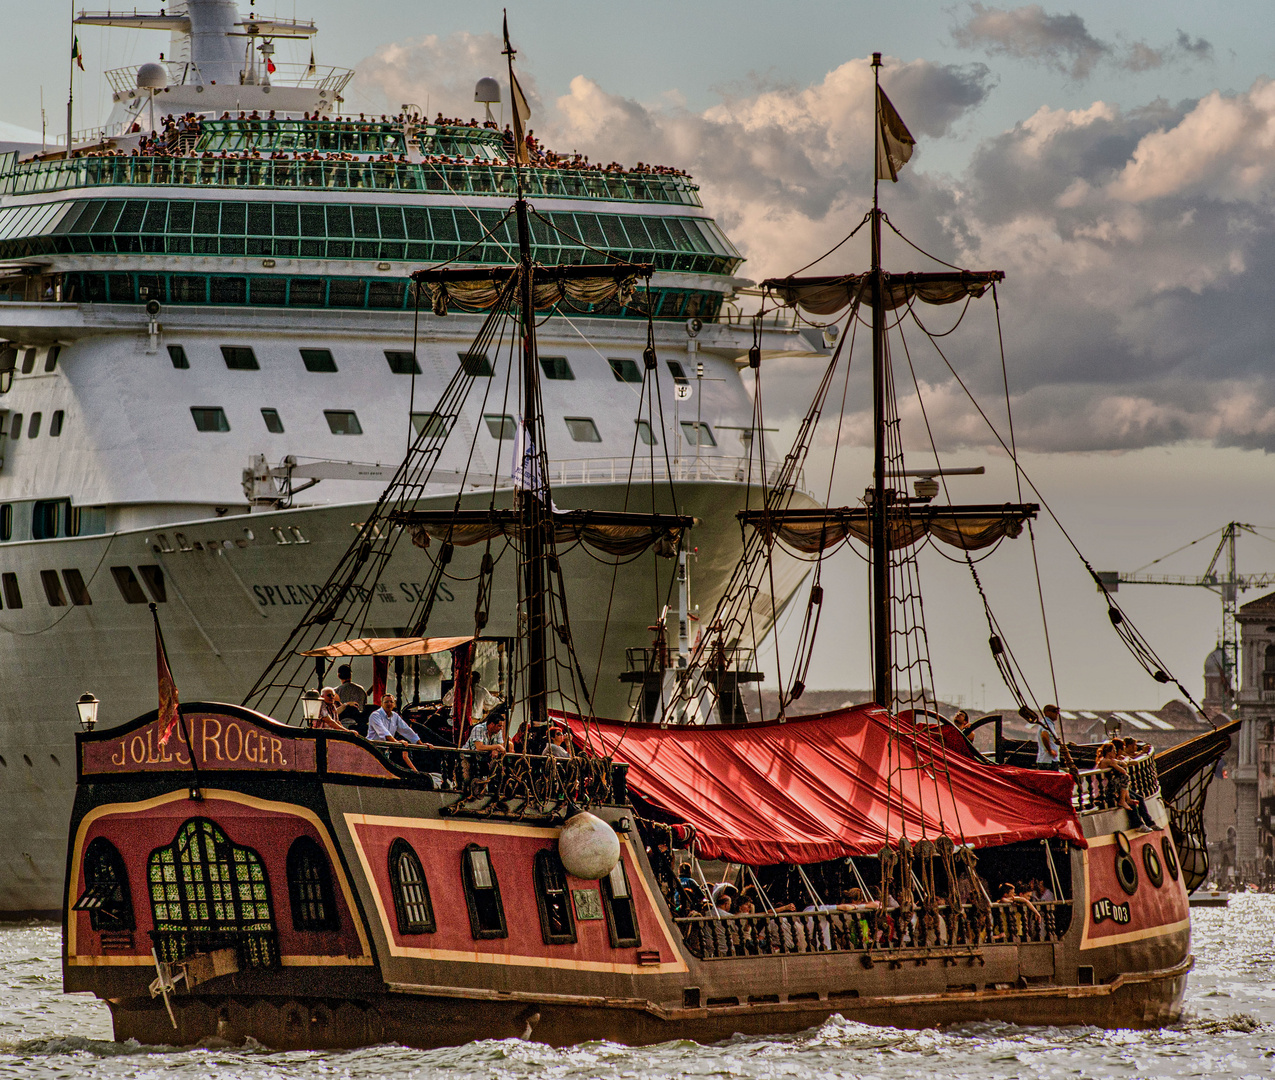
[0,1,822,914]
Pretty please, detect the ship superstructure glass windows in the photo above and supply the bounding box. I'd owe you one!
[261,408,285,433]
[43,346,60,372]
[26,414,40,439]
[1,572,20,608]
[680,421,716,447]
[0,505,10,541]
[636,420,657,446]
[50,411,64,436]
[221,346,259,371]
[8,414,20,439]
[300,348,337,373]
[138,565,166,603]
[324,410,362,435]
[1,198,740,276]
[540,356,574,380]
[62,569,92,606]
[167,345,189,369]
[191,407,230,432]
[31,499,65,539]
[384,350,420,375]
[667,360,689,384]
[608,358,643,384]
[565,418,602,443]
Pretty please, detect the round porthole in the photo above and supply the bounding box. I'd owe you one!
[1114,832,1139,895]
[1161,836,1180,882]
[1143,843,1164,888]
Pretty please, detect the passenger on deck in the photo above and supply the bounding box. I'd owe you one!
[313,687,345,730]
[547,725,572,759]
[951,709,970,732]
[1035,705,1062,769]
[335,664,367,728]
[367,694,421,772]
[462,707,506,755]
[444,671,500,721]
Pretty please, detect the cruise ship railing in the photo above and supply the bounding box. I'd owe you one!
[547,455,792,488]
[675,900,1071,960]
[1071,753,1160,814]
[2,155,703,206]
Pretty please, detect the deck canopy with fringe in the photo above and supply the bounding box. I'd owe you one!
[739,504,1039,554]
[301,636,474,658]
[562,705,1084,865]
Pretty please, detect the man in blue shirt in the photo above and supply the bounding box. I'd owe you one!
[367,694,420,745]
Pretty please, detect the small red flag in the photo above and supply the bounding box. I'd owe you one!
[267,58,276,74]
[156,614,181,747]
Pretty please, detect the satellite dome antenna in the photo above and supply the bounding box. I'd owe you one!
[136,61,168,135]
[474,76,501,124]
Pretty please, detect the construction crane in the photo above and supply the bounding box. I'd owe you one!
[1096,522,1275,703]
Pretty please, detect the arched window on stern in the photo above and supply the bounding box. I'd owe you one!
[601,858,641,949]
[287,836,339,932]
[388,838,435,934]
[462,843,507,940]
[73,837,135,932]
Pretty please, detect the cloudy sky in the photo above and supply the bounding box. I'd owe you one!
[13,1,1275,711]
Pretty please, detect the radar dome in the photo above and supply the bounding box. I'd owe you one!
[137,62,168,90]
[474,77,501,104]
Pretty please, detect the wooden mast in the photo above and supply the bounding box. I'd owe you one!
[504,29,549,737]
[870,51,891,709]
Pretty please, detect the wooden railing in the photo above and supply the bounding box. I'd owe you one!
[1071,753,1160,814]
[675,900,1071,960]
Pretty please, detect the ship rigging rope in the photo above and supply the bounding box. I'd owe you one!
[906,290,1212,726]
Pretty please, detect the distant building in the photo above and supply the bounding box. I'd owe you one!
[1235,591,1275,880]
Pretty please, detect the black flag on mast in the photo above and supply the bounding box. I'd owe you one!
[875,86,915,183]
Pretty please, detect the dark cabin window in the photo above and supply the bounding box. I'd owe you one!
[190,407,230,432]
[636,420,657,446]
[73,837,135,931]
[484,414,516,440]
[608,357,643,384]
[50,411,64,437]
[9,413,20,440]
[138,564,166,603]
[1,572,21,609]
[540,356,574,380]
[27,413,41,439]
[167,344,190,369]
[534,849,577,945]
[0,504,11,542]
[261,408,284,433]
[462,844,507,939]
[110,566,148,604]
[287,836,339,932]
[667,360,688,384]
[459,352,493,377]
[385,350,421,374]
[680,421,716,447]
[40,569,67,606]
[62,568,92,606]
[300,348,338,373]
[324,410,362,435]
[44,346,61,373]
[601,859,641,948]
[220,345,259,370]
[388,838,435,934]
[32,500,63,539]
[565,417,601,443]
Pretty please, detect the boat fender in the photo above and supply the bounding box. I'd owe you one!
[558,811,621,880]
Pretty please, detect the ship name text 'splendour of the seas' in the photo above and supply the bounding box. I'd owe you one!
[251,580,456,607]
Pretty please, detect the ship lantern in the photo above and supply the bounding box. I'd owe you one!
[300,689,322,724]
[75,693,99,731]
[557,811,621,880]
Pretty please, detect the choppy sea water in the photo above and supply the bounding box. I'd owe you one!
[0,896,1271,1080]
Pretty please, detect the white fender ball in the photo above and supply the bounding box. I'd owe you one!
[558,811,620,880]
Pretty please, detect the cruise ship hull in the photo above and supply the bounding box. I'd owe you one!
[0,479,814,915]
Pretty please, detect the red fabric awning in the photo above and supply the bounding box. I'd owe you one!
[563,705,1084,865]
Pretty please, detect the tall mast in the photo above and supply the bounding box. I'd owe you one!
[870,52,891,709]
[504,27,548,732]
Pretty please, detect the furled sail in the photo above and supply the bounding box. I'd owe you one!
[762,270,1003,317]
[411,262,651,316]
[740,503,1039,554]
[393,508,695,559]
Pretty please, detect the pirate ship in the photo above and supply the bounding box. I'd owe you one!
[63,45,1233,1048]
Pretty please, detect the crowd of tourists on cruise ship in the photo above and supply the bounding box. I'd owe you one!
[58,107,690,179]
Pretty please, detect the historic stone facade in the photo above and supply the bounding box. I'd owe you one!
[1234,591,1275,879]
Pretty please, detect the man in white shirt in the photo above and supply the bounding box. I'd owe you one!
[444,671,500,721]
[1036,705,1062,770]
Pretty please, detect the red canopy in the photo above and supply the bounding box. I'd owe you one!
[564,705,1084,865]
